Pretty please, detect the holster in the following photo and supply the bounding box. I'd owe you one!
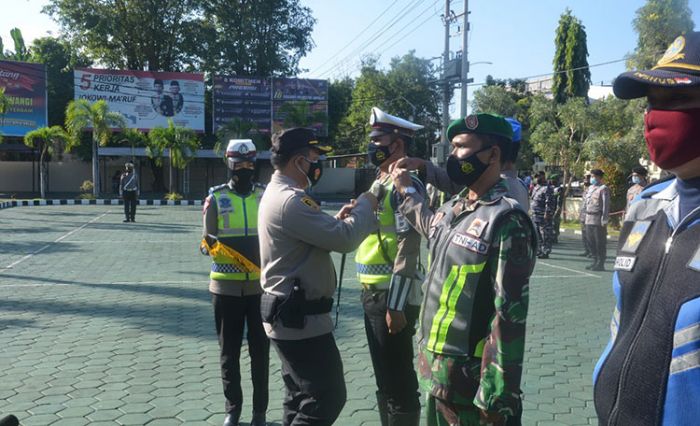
[259,279,333,329]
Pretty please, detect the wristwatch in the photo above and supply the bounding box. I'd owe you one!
[404,186,417,195]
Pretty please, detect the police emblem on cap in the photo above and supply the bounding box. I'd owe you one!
[465,115,479,130]
[657,36,686,67]
[238,144,249,155]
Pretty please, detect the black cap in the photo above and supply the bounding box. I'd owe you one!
[632,166,648,177]
[271,127,332,156]
[590,169,605,177]
[614,32,700,99]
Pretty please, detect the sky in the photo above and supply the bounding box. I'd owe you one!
[2,0,700,117]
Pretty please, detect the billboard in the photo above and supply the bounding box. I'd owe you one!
[212,76,271,134]
[272,78,328,136]
[74,68,205,131]
[0,60,47,136]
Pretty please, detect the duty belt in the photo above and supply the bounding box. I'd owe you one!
[361,282,390,291]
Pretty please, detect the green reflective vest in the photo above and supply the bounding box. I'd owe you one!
[210,188,260,281]
[355,179,399,285]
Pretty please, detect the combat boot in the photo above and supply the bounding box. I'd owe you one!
[376,392,389,426]
[387,410,420,426]
[250,411,266,426]
[223,410,241,426]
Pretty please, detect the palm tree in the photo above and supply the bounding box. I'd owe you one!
[147,119,200,193]
[24,126,75,199]
[279,101,327,132]
[65,99,126,197]
[214,117,260,155]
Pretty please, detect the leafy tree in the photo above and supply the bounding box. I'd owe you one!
[65,99,126,197]
[0,28,31,61]
[628,0,694,70]
[214,117,267,155]
[472,85,519,117]
[147,119,200,193]
[279,101,327,133]
[23,126,75,198]
[552,9,591,104]
[328,78,353,143]
[30,37,92,126]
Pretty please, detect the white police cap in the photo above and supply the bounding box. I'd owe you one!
[225,139,257,162]
[369,107,424,138]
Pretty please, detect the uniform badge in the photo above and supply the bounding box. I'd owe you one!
[300,195,319,211]
[465,115,479,130]
[657,35,685,67]
[394,211,410,233]
[614,256,637,272]
[620,221,651,254]
[451,232,489,255]
[429,212,445,239]
[688,246,700,273]
[218,196,234,213]
[466,218,488,238]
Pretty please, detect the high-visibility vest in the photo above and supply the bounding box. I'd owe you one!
[210,187,260,281]
[355,179,398,284]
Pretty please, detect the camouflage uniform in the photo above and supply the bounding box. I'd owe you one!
[551,184,563,243]
[530,183,555,257]
[399,179,537,425]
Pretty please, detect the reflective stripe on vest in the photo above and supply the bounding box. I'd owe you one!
[211,188,260,281]
[355,179,397,285]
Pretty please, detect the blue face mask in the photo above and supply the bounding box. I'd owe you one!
[591,177,599,186]
[632,176,642,185]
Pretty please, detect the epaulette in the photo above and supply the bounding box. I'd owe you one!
[254,182,267,190]
[208,183,228,195]
[637,175,675,201]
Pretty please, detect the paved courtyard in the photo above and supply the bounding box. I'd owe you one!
[0,205,615,425]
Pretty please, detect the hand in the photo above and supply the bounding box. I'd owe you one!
[389,163,413,195]
[368,180,386,204]
[360,192,379,211]
[335,199,356,220]
[386,310,407,334]
[393,157,426,173]
[479,409,504,425]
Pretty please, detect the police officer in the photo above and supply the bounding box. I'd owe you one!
[531,171,555,259]
[578,174,592,257]
[202,140,269,426]
[549,174,563,244]
[594,31,700,425]
[392,113,537,425]
[392,116,529,210]
[625,166,648,211]
[258,128,379,426]
[120,162,139,222]
[358,107,424,426]
[585,169,610,271]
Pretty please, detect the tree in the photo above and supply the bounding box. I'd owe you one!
[65,99,126,197]
[0,28,31,61]
[328,78,354,143]
[23,126,75,198]
[279,101,327,132]
[147,119,200,193]
[214,117,267,156]
[552,9,591,104]
[472,85,520,118]
[628,0,694,70]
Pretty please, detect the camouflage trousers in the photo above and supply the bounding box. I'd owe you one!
[534,220,553,256]
[426,395,519,426]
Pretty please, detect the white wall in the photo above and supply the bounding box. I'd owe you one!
[0,162,35,192]
[47,161,92,192]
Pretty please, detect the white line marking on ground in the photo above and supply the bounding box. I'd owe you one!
[0,280,208,288]
[1,211,109,269]
[61,240,195,244]
[531,275,593,279]
[537,261,601,278]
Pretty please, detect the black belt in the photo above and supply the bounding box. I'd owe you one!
[303,298,333,315]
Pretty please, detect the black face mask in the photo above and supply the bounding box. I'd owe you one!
[367,142,393,167]
[297,156,323,187]
[445,147,492,187]
[231,168,255,194]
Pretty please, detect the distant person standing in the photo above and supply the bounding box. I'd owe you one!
[584,169,610,271]
[550,174,563,244]
[120,162,139,223]
[531,171,555,258]
[579,174,592,258]
[626,166,648,211]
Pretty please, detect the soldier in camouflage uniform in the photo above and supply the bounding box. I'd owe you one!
[392,113,537,426]
[530,172,555,259]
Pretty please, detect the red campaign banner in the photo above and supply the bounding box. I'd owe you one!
[0,60,47,136]
[74,68,205,131]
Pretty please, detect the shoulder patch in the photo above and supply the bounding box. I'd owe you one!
[300,196,320,211]
[688,246,700,272]
[466,218,488,238]
[620,220,652,254]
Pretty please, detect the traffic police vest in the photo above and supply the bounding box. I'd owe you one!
[210,187,260,281]
[355,179,401,285]
[593,179,700,425]
[419,194,535,357]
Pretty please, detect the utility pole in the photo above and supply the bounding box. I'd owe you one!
[440,0,451,165]
[460,0,469,117]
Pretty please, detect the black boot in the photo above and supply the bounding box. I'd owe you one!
[223,410,241,426]
[250,412,266,426]
[388,410,420,426]
[376,393,389,426]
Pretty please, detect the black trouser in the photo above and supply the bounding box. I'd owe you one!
[586,224,607,267]
[581,221,591,254]
[212,293,270,415]
[123,190,137,220]
[271,333,346,426]
[362,289,420,415]
[534,220,553,256]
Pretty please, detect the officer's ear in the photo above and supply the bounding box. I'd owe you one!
[488,145,501,165]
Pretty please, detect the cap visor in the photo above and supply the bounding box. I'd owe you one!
[613,69,700,99]
[311,144,333,153]
[369,129,390,138]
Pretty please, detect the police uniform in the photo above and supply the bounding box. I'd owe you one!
[594,31,700,425]
[549,175,563,243]
[398,115,537,425]
[585,171,610,271]
[357,108,424,426]
[258,128,378,425]
[119,163,139,222]
[531,179,555,258]
[202,140,268,426]
[579,181,592,256]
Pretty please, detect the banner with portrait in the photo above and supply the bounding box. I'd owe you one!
[0,60,47,136]
[74,68,205,131]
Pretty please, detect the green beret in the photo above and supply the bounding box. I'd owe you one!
[446,113,513,142]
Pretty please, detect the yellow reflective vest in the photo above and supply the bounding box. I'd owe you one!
[355,179,398,284]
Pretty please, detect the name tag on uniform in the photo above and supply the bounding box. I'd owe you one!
[452,232,489,255]
[395,211,410,233]
[614,256,637,272]
[620,221,651,254]
[688,246,700,272]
